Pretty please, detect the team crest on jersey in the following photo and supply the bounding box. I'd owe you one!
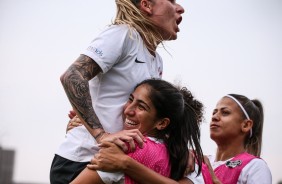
[225,160,242,168]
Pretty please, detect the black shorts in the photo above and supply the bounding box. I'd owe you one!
[49,154,89,184]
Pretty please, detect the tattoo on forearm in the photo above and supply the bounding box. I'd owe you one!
[61,55,102,129]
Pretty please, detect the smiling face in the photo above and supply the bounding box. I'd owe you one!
[210,97,246,143]
[123,84,164,136]
[141,0,184,40]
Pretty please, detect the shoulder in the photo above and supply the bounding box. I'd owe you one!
[143,137,166,151]
[127,137,169,167]
[244,158,271,171]
[101,24,139,39]
[239,158,272,183]
[128,137,167,157]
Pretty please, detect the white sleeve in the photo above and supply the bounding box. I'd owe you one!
[96,170,124,184]
[185,164,205,184]
[238,158,272,184]
[82,25,138,73]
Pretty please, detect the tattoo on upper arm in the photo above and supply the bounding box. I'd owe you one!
[61,55,103,129]
[74,55,102,80]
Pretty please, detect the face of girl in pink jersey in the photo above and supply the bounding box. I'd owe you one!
[123,84,169,136]
[210,97,248,142]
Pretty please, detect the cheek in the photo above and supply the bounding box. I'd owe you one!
[223,123,242,136]
[139,116,153,129]
[164,5,175,17]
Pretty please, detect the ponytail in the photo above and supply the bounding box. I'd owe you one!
[245,99,264,157]
[228,94,264,157]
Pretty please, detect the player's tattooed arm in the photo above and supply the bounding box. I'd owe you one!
[60,54,104,137]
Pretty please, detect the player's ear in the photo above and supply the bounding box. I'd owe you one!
[139,0,153,15]
[241,119,253,135]
[156,118,170,130]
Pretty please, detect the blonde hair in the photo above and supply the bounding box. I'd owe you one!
[114,0,164,52]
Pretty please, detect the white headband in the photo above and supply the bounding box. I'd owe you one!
[225,95,252,138]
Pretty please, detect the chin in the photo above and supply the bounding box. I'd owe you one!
[160,29,177,40]
[209,133,216,140]
[171,34,177,40]
[167,31,177,40]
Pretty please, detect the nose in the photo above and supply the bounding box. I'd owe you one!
[124,103,136,116]
[211,112,219,122]
[176,3,185,14]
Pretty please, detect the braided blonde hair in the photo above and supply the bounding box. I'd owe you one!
[114,0,164,52]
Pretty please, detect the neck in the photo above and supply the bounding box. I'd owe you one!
[145,42,157,57]
[146,129,163,140]
[215,141,246,161]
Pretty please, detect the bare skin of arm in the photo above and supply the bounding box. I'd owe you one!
[60,54,104,139]
[66,110,145,151]
[122,159,193,184]
[70,168,104,184]
[61,55,144,149]
[88,142,193,184]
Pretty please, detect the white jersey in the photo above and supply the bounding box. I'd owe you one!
[187,155,272,184]
[56,24,163,162]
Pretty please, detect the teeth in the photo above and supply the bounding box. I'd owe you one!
[125,118,138,126]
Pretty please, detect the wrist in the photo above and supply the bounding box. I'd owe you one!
[93,129,105,140]
[94,129,110,143]
[123,155,135,172]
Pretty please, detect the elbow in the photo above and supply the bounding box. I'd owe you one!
[60,72,66,85]
[60,70,69,87]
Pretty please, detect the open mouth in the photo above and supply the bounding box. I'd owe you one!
[176,16,182,25]
[124,118,138,127]
[174,16,182,32]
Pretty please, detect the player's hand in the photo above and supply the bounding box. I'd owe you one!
[66,115,82,132]
[87,141,128,171]
[98,129,145,152]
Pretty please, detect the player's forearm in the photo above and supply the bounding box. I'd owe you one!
[123,156,179,184]
[60,55,104,138]
[71,168,104,184]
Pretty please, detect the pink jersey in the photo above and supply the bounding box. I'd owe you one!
[201,152,257,184]
[125,137,171,184]
[201,163,213,184]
